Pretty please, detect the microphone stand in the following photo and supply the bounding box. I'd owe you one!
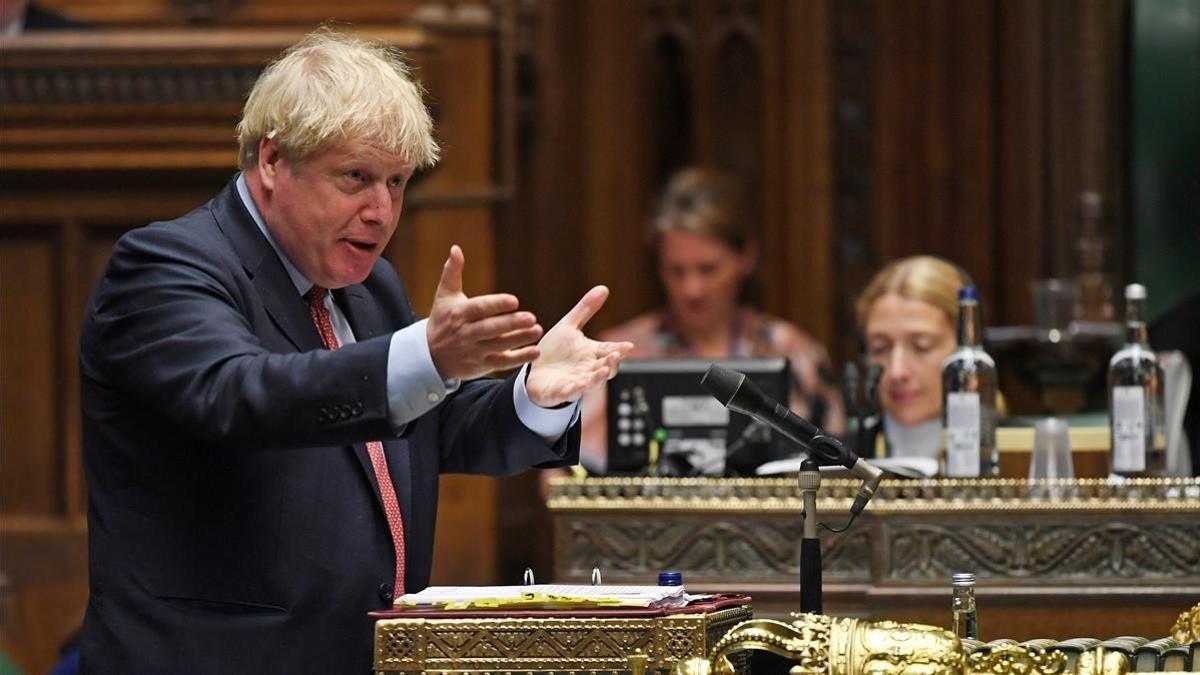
[797,458,822,614]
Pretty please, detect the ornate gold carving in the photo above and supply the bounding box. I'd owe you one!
[708,616,829,675]
[886,523,1200,580]
[628,648,650,675]
[850,619,964,675]
[1170,600,1200,643]
[966,644,1068,675]
[696,613,965,675]
[552,478,1200,589]
[1075,647,1130,675]
[561,519,871,580]
[673,657,714,675]
[674,614,1200,675]
[374,602,752,673]
[547,477,1200,513]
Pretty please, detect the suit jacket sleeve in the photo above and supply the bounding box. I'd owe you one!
[83,204,581,469]
[428,371,581,476]
[81,218,399,452]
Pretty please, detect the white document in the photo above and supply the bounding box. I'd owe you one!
[396,584,689,609]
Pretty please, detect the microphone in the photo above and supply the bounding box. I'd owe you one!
[700,364,884,516]
[864,364,883,415]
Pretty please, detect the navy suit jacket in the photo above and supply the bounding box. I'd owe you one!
[78,179,579,673]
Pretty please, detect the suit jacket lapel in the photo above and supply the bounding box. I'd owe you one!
[333,286,384,342]
[216,178,411,536]
[212,179,323,353]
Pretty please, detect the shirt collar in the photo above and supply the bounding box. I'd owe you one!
[236,172,313,297]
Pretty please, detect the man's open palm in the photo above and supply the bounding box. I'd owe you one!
[526,286,633,408]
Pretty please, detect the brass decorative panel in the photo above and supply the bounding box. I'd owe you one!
[561,519,871,582]
[373,603,753,674]
[884,522,1200,581]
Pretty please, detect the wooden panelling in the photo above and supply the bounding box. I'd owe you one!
[428,475,499,586]
[873,0,998,291]
[1,14,506,670]
[581,1,655,327]
[498,0,589,326]
[0,28,431,172]
[996,0,1049,328]
[39,0,427,27]
[0,237,60,516]
[0,527,88,675]
[762,0,834,345]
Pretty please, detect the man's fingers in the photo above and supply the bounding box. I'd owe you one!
[463,312,538,342]
[434,245,465,297]
[598,340,634,357]
[560,285,610,330]
[592,341,634,364]
[479,325,544,352]
[460,293,522,322]
[485,345,540,370]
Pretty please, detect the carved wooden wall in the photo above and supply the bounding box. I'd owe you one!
[499,0,1129,590]
[0,7,506,671]
[39,0,428,27]
[1,0,1135,670]
[506,0,1128,365]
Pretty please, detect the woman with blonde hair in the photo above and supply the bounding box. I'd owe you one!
[856,255,972,458]
[578,167,843,473]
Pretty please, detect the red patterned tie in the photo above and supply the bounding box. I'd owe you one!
[307,286,406,596]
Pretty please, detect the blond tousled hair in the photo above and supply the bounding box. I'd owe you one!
[856,255,970,328]
[237,28,440,169]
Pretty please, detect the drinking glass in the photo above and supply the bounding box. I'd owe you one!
[1030,417,1074,497]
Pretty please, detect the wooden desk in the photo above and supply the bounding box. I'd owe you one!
[548,477,1200,641]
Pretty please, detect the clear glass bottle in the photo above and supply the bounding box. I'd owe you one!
[951,573,978,639]
[1107,283,1165,476]
[942,287,999,477]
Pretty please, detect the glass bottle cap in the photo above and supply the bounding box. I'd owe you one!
[1125,283,1147,300]
[957,286,979,301]
[951,572,976,586]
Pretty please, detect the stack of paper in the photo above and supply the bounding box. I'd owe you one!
[395,584,689,610]
[756,456,938,478]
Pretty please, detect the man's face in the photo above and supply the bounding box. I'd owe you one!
[254,138,414,289]
[657,229,751,335]
[864,293,957,426]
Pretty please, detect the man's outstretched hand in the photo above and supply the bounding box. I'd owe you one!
[525,285,634,408]
[427,245,544,381]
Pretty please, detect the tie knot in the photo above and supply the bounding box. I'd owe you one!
[306,285,328,308]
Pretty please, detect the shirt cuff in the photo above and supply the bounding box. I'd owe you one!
[387,319,456,431]
[513,363,580,443]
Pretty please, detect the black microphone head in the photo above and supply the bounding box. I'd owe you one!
[701,363,775,418]
[700,364,744,406]
[865,363,883,400]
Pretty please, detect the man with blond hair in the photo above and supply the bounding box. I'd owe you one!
[78,30,631,673]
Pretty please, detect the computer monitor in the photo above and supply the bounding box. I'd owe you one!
[605,357,795,476]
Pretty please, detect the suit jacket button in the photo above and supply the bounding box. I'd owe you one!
[377,583,394,602]
[351,403,363,415]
